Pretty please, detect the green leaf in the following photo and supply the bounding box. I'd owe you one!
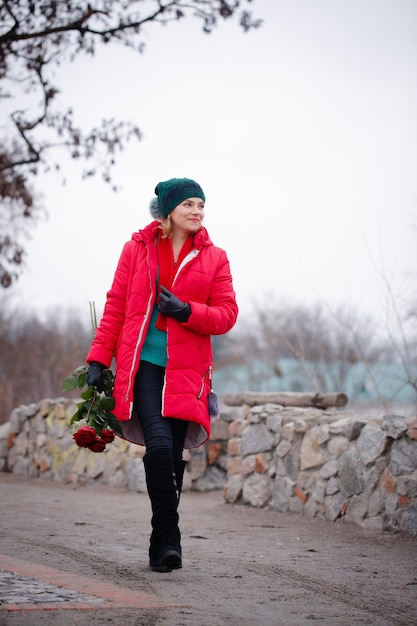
[90,413,107,434]
[63,374,79,392]
[97,413,107,425]
[75,404,89,421]
[92,409,106,424]
[78,371,89,388]
[81,387,95,400]
[99,396,116,411]
[70,411,80,424]
[63,365,89,392]
[107,413,123,436]
[102,369,115,395]
[90,403,102,416]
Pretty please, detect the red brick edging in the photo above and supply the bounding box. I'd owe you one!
[0,553,188,612]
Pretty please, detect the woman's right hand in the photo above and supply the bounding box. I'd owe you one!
[87,361,105,392]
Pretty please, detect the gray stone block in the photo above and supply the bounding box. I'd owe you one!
[391,437,417,475]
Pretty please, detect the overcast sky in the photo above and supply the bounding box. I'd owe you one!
[5,0,417,328]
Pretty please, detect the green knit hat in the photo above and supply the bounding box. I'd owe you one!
[150,178,205,219]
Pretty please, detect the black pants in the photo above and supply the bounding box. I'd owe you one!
[133,360,188,461]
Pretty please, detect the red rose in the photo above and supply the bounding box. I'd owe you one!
[88,439,107,453]
[100,429,115,444]
[73,426,97,448]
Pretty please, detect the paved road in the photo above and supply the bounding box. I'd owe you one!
[1,473,416,625]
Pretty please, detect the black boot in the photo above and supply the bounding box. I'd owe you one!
[143,449,182,572]
[174,459,187,502]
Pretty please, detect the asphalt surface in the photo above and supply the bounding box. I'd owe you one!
[0,472,416,626]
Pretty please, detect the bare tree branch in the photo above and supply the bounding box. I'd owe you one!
[0,0,262,286]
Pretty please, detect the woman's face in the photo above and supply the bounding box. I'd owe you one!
[169,197,205,236]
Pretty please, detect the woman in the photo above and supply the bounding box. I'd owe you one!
[86,177,238,572]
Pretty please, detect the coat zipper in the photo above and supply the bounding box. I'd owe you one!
[172,249,199,287]
[162,248,200,413]
[126,241,155,408]
[197,365,213,399]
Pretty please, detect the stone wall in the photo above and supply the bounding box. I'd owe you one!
[223,401,417,535]
[0,398,230,493]
[1,397,416,536]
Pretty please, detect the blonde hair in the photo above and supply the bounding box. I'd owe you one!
[158,215,173,239]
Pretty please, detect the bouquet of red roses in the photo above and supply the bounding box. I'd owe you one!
[72,424,115,452]
[63,364,122,453]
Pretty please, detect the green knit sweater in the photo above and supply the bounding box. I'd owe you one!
[140,303,168,367]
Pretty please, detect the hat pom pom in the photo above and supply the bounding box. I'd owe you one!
[149,197,161,219]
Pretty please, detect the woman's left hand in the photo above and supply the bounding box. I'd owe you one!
[158,286,191,322]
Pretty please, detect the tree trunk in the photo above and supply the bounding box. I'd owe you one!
[222,391,348,409]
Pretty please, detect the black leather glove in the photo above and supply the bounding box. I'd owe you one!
[158,286,191,322]
[87,361,105,392]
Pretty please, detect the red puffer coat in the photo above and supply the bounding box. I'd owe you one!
[87,221,238,448]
